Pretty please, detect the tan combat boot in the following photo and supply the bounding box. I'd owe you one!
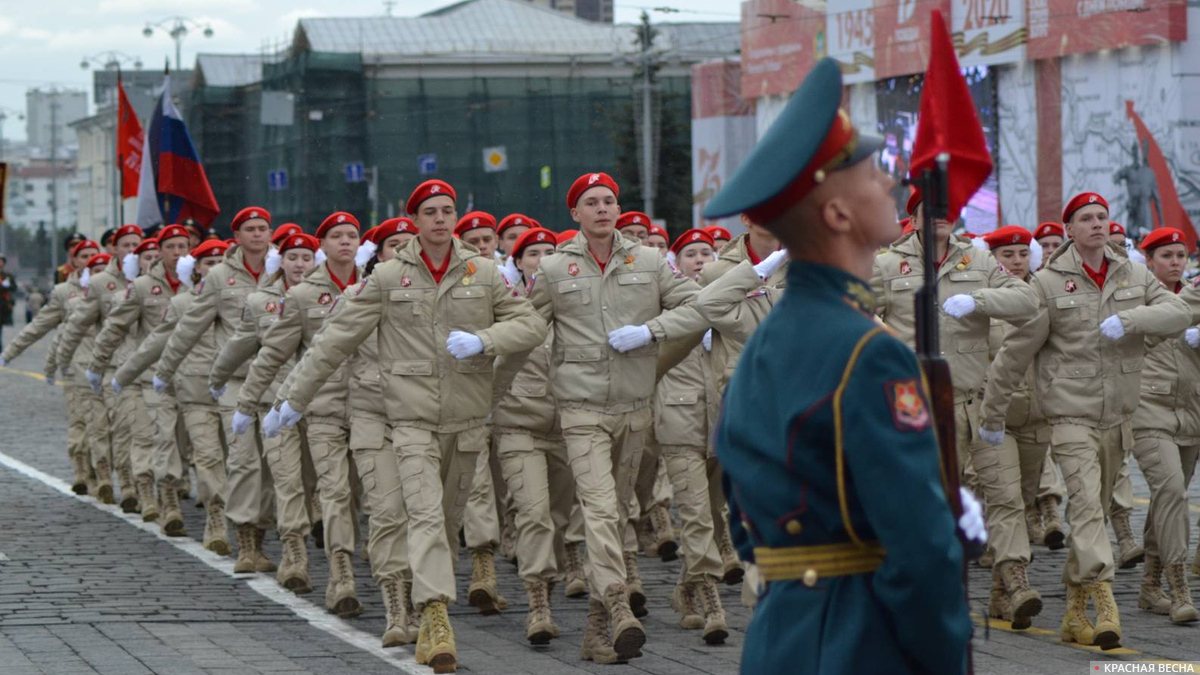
[278,533,312,594]
[637,517,657,556]
[580,598,624,664]
[649,503,678,562]
[697,576,728,645]
[1166,561,1200,624]
[976,546,995,569]
[1023,505,1045,546]
[603,583,646,661]
[403,581,420,643]
[468,547,501,615]
[85,467,99,498]
[671,582,705,629]
[1089,581,1122,650]
[158,477,186,536]
[136,474,159,522]
[70,454,89,495]
[96,457,115,504]
[998,560,1042,630]
[420,600,457,673]
[204,502,231,556]
[1111,512,1144,569]
[623,551,647,618]
[987,568,1013,623]
[717,528,744,585]
[1038,496,1065,550]
[233,524,257,574]
[563,542,588,598]
[251,528,276,573]
[1139,553,1171,615]
[328,551,362,618]
[524,579,558,645]
[380,577,411,647]
[1193,545,1200,576]
[118,463,138,513]
[1060,583,1096,645]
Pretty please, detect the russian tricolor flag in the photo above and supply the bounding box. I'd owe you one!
[135,73,219,229]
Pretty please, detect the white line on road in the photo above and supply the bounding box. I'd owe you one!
[0,449,430,675]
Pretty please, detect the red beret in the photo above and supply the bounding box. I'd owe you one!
[192,240,230,259]
[616,212,651,230]
[224,238,238,246]
[906,186,922,216]
[1140,227,1188,252]
[647,224,669,242]
[87,253,112,269]
[317,212,361,239]
[556,229,579,246]
[158,225,190,244]
[963,232,978,239]
[1033,222,1065,240]
[231,206,271,232]
[454,211,497,238]
[134,238,159,255]
[567,172,619,209]
[1062,192,1108,223]
[373,218,418,246]
[272,223,304,245]
[983,225,1032,250]
[406,180,456,216]
[1109,222,1125,236]
[498,214,539,236]
[703,225,732,241]
[113,224,144,242]
[670,229,715,256]
[280,233,319,254]
[359,226,378,245]
[512,227,557,259]
[899,217,913,235]
[71,239,100,258]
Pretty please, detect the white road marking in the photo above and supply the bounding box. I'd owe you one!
[0,449,429,674]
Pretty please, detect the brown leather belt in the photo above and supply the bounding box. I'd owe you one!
[753,541,885,586]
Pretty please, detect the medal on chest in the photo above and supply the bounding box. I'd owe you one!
[318,292,333,306]
[899,261,911,275]
[1065,279,1077,293]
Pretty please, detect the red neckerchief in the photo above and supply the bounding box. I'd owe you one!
[327,264,357,292]
[935,246,952,270]
[1082,258,1109,289]
[244,259,262,282]
[746,243,763,266]
[1174,281,1183,294]
[164,270,181,294]
[420,249,452,285]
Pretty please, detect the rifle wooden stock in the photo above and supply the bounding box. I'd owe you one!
[918,354,962,515]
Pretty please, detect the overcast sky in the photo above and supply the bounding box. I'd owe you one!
[0,0,741,143]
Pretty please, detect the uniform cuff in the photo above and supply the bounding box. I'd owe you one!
[477,330,497,356]
[646,319,667,343]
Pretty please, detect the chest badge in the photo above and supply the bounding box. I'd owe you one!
[955,255,970,271]
[899,261,911,275]
[150,285,163,295]
[106,281,117,291]
[318,292,333,305]
[624,254,636,269]
[265,301,278,314]
[400,276,412,287]
[568,262,580,277]
[227,277,236,286]
[1065,279,1077,293]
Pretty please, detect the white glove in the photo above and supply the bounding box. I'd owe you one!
[1100,315,1126,341]
[958,487,988,545]
[1186,327,1199,349]
[210,384,227,402]
[753,249,788,280]
[446,331,485,360]
[85,370,103,394]
[279,401,302,429]
[942,294,977,319]
[702,329,713,352]
[231,410,255,436]
[979,427,1005,446]
[110,378,122,395]
[152,375,168,394]
[607,325,653,353]
[263,406,283,438]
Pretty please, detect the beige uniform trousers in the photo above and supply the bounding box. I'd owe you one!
[180,405,228,506]
[661,444,724,582]
[351,413,410,584]
[80,387,110,472]
[263,421,313,539]
[217,381,274,528]
[566,500,585,545]
[1035,452,1067,504]
[307,420,361,558]
[1009,421,1066,509]
[1131,434,1199,565]
[392,424,488,606]
[560,405,651,597]
[103,387,133,480]
[961,394,1030,566]
[1110,450,1135,521]
[496,429,574,584]
[1053,422,1130,585]
[463,437,500,550]
[955,396,981,495]
[117,385,157,480]
[143,386,183,482]
[64,386,89,463]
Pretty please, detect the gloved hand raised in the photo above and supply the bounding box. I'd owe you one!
[607,325,653,353]
[753,249,788,280]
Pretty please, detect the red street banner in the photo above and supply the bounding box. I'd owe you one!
[740,0,825,99]
[874,0,952,79]
[1026,0,1187,60]
[117,76,143,199]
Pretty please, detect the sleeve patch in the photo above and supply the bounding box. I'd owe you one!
[885,378,932,432]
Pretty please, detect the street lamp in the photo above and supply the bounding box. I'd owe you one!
[142,16,214,71]
[80,51,143,72]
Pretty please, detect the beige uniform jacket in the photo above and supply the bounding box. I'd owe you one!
[872,232,1038,398]
[527,231,704,413]
[56,259,125,373]
[2,277,82,382]
[987,315,1043,431]
[114,285,211,396]
[160,291,220,406]
[156,245,265,382]
[90,260,179,383]
[492,281,559,438]
[210,279,288,401]
[1132,281,1200,443]
[653,344,717,449]
[237,264,353,420]
[981,241,1191,431]
[695,259,784,384]
[283,236,546,433]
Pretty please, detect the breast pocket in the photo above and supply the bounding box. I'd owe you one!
[449,284,491,329]
[1112,285,1145,310]
[890,276,918,296]
[555,279,593,317]
[220,288,246,317]
[305,306,330,332]
[1052,293,1095,335]
[388,289,427,326]
[948,270,985,292]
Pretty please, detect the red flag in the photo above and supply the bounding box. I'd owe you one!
[117,75,143,200]
[909,9,993,223]
[1125,100,1197,250]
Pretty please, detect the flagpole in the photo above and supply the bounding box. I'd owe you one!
[116,68,125,227]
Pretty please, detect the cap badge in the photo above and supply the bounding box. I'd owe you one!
[1088,196,1097,203]
[515,218,523,225]
[250,210,259,219]
[633,216,642,224]
[536,233,546,241]
[692,233,700,241]
[1173,233,1180,242]
[1012,234,1021,243]
[472,218,479,226]
[431,185,441,194]
[337,214,346,223]
[589,173,600,184]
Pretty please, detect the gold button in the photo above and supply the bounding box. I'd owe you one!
[785,520,802,535]
[803,569,819,587]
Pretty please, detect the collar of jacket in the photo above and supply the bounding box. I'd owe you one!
[146,258,170,284]
[220,244,267,286]
[396,235,481,272]
[715,233,750,265]
[299,261,338,289]
[557,230,637,259]
[1047,240,1128,277]
[891,230,974,266]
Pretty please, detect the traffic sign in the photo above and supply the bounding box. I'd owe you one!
[418,154,437,176]
[344,162,365,183]
[268,170,288,191]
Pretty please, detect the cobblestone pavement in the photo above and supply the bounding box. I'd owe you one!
[2,315,1200,674]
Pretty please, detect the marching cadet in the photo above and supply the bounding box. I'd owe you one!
[98,225,191,524]
[702,225,731,251]
[2,239,100,492]
[1034,222,1066,270]
[154,207,277,570]
[100,228,117,255]
[526,171,706,664]
[614,211,650,242]
[1109,222,1127,247]
[980,192,1191,649]
[134,238,161,274]
[654,228,728,645]
[56,233,87,283]
[704,57,976,675]
[496,213,536,258]
[235,211,365,615]
[212,230,319,590]
[645,224,669,257]
[1128,227,1200,624]
[455,211,499,259]
[268,179,546,674]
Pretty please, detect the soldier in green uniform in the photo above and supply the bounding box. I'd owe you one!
[705,58,979,674]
